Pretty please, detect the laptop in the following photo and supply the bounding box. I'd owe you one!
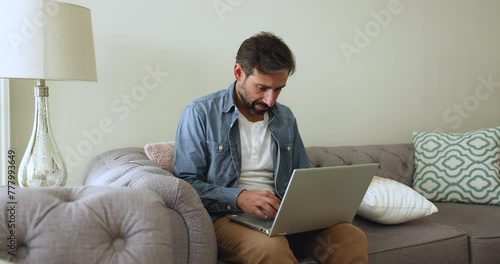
[227,163,378,237]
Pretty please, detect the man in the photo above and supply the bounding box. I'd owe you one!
[174,32,368,263]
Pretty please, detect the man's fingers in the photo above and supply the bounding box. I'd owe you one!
[254,208,269,219]
[262,193,281,212]
[236,190,282,218]
[259,204,277,218]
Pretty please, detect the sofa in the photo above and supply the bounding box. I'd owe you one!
[0,148,217,264]
[2,142,499,263]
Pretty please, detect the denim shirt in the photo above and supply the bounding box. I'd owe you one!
[173,82,310,215]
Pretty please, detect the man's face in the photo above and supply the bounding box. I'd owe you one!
[234,64,289,116]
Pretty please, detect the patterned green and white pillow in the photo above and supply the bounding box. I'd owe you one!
[412,127,500,205]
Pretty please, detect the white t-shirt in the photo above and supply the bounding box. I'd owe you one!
[237,112,275,194]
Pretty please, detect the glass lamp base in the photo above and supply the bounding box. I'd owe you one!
[18,80,67,188]
[19,154,67,187]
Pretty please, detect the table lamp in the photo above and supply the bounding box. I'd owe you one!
[0,0,97,187]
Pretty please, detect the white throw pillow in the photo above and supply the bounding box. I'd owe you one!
[357,176,438,224]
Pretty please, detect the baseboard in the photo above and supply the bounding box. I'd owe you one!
[0,79,10,186]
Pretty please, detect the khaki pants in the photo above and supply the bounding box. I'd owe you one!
[215,217,368,264]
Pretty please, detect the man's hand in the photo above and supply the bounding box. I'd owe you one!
[236,190,281,219]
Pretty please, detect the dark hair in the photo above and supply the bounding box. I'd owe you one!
[236,32,296,76]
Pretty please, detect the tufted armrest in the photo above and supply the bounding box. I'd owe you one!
[0,186,176,263]
[83,147,217,264]
[306,144,415,186]
[83,147,170,186]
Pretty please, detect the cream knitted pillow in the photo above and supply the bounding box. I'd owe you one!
[144,141,175,173]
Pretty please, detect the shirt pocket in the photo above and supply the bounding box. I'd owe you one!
[206,140,235,184]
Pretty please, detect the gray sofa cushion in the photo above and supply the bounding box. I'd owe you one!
[426,202,500,264]
[353,216,468,264]
[0,186,175,263]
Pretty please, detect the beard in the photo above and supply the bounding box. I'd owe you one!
[237,80,270,115]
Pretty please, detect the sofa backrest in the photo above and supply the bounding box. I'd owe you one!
[306,144,415,187]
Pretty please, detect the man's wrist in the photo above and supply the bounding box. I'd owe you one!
[235,189,247,211]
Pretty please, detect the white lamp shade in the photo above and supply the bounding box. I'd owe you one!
[0,0,97,81]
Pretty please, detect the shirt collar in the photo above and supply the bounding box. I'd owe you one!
[222,81,237,113]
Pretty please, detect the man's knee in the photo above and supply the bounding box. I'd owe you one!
[320,223,368,249]
[245,236,297,263]
[314,224,368,264]
[255,236,294,256]
[336,223,367,243]
[219,235,297,263]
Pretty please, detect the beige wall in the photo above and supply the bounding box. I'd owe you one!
[10,0,500,185]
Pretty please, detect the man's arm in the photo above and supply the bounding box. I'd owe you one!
[292,117,311,169]
[173,104,243,213]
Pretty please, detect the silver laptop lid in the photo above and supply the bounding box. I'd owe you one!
[268,163,378,236]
